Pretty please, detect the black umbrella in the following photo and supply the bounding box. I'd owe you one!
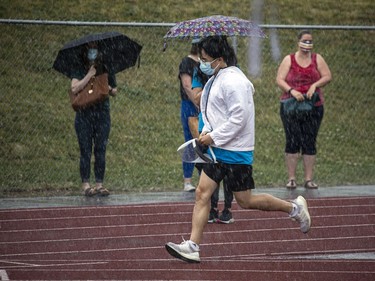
[53,31,142,79]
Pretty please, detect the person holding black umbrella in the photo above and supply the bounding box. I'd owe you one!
[70,41,117,196]
[54,32,142,197]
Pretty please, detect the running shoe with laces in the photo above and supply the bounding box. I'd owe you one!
[183,182,196,192]
[165,240,200,263]
[291,196,311,233]
[217,208,234,224]
[208,208,218,223]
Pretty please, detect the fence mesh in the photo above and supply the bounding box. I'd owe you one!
[0,22,374,194]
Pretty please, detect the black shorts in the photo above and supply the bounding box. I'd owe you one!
[203,162,255,192]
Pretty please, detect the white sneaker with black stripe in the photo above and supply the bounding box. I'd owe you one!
[165,240,200,263]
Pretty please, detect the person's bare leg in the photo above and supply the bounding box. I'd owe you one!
[285,153,299,181]
[234,189,293,213]
[234,190,311,234]
[303,154,316,181]
[190,171,218,245]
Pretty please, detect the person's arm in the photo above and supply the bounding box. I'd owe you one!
[109,86,118,96]
[191,87,202,107]
[276,55,304,101]
[180,73,198,105]
[71,65,96,94]
[108,72,118,96]
[306,54,332,98]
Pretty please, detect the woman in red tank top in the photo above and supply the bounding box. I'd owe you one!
[276,30,332,189]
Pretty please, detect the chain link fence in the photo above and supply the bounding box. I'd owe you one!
[0,21,374,195]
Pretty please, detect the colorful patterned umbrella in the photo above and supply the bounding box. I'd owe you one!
[164,15,266,41]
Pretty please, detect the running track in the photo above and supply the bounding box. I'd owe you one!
[0,196,374,280]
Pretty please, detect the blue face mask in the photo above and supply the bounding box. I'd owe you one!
[87,48,98,61]
[199,58,218,76]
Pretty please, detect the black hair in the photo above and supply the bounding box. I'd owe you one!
[190,43,199,56]
[198,36,237,67]
[297,30,312,40]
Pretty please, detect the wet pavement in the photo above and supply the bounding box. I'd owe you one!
[0,184,374,209]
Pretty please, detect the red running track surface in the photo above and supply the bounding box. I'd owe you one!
[0,196,374,280]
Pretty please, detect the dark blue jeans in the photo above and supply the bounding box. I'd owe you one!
[75,100,111,183]
[181,99,198,178]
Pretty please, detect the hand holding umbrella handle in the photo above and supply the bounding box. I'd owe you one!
[88,65,97,77]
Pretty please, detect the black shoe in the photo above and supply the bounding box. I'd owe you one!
[217,208,234,224]
[208,208,218,223]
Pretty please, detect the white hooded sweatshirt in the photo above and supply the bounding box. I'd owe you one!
[201,66,255,152]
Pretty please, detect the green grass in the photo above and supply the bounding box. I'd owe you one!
[0,0,374,197]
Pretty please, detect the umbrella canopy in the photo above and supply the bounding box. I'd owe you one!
[164,15,266,40]
[53,31,142,79]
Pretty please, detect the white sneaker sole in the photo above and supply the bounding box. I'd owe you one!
[183,186,196,192]
[165,243,200,263]
[216,218,234,224]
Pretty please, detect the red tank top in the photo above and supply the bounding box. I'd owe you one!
[282,53,324,106]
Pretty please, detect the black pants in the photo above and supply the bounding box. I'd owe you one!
[210,180,233,209]
[75,101,111,183]
[280,104,324,155]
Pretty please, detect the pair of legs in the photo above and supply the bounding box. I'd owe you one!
[209,180,234,223]
[166,162,311,263]
[181,100,198,190]
[75,101,110,196]
[210,180,233,210]
[280,105,324,188]
[190,171,292,244]
[196,163,234,222]
[285,153,317,186]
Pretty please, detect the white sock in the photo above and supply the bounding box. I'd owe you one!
[289,202,299,217]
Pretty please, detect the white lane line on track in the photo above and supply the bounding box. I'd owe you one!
[0,260,39,266]
[2,257,373,268]
[0,224,373,245]
[0,196,373,214]
[207,249,375,261]
[1,213,373,234]
[0,202,196,214]
[0,211,192,223]
[3,268,375,274]
[3,258,372,264]
[1,236,374,258]
[0,261,108,269]
[0,203,374,224]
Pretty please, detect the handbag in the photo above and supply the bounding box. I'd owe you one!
[282,92,320,116]
[69,73,109,111]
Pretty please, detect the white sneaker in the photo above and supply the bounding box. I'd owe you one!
[291,196,311,233]
[165,240,200,263]
[183,182,196,192]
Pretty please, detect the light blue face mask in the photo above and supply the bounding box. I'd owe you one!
[87,48,98,61]
[199,58,218,76]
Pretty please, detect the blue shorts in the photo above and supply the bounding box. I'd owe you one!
[203,163,255,192]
